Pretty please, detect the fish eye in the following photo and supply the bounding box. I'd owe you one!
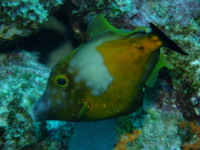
[55,75,68,87]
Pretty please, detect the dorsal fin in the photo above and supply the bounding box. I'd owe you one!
[150,23,188,55]
[132,26,147,33]
[87,14,147,38]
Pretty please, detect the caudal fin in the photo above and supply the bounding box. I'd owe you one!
[150,23,188,55]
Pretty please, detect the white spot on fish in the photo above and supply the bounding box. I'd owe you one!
[69,33,120,96]
[70,60,76,67]
[74,76,81,83]
[67,68,73,74]
[52,89,57,94]
[86,81,92,87]
[92,89,98,96]
[62,92,67,98]
[56,99,62,105]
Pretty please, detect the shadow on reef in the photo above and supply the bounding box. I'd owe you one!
[0,5,84,66]
[0,28,73,65]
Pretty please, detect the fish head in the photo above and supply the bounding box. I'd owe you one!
[33,57,86,122]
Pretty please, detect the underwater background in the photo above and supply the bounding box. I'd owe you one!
[0,0,199,149]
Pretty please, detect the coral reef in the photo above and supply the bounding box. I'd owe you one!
[114,130,142,150]
[180,121,200,150]
[0,51,73,149]
[0,0,66,44]
[126,0,200,26]
[115,107,183,150]
[0,0,199,149]
[111,0,200,149]
[64,0,199,40]
[162,19,200,123]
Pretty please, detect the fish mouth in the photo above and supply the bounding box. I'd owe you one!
[32,95,51,121]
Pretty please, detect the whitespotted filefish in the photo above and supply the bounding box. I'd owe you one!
[33,14,188,122]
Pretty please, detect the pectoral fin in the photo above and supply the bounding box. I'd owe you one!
[78,100,91,118]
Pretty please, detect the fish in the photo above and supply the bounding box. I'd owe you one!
[32,14,188,122]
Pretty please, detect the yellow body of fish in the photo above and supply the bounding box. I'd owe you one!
[33,14,188,122]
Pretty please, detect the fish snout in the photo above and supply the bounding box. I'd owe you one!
[32,95,51,121]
